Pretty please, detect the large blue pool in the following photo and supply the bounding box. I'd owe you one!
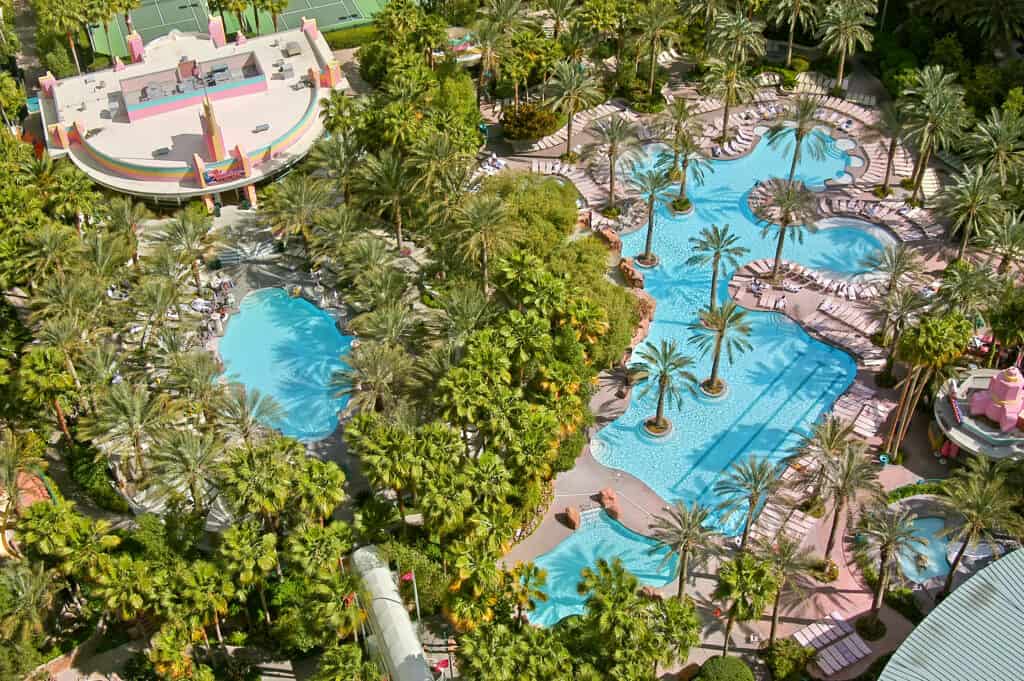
[531,130,879,625]
[531,511,677,627]
[219,288,354,441]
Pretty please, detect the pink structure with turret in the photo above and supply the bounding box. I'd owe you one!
[968,366,1024,432]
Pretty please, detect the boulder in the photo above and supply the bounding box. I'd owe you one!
[564,506,581,529]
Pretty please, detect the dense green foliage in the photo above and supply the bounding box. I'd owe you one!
[695,655,755,681]
[764,639,816,681]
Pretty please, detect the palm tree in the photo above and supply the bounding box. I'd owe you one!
[714,456,780,551]
[585,116,640,213]
[979,211,1024,275]
[900,65,969,202]
[712,554,778,656]
[38,315,87,392]
[217,384,284,447]
[755,179,819,278]
[709,11,766,64]
[261,174,330,243]
[765,0,821,67]
[82,383,170,480]
[294,459,347,526]
[634,339,698,433]
[312,569,367,641]
[544,0,577,39]
[318,89,361,134]
[220,439,296,531]
[313,644,380,681]
[649,501,719,600]
[938,473,1023,598]
[937,165,1005,261]
[656,99,715,207]
[146,430,227,516]
[821,442,882,560]
[0,563,59,643]
[874,288,926,372]
[358,147,415,251]
[473,20,506,106]
[702,59,759,143]
[331,341,413,414]
[165,350,225,424]
[546,61,603,158]
[455,193,521,292]
[686,225,749,310]
[629,165,673,266]
[90,554,157,622]
[854,505,927,616]
[688,302,753,395]
[758,535,816,646]
[767,96,828,182]
[178,560,235,645]
[309,131,364,204]
[818,1,874,93]
[865,102,906,195]
[964,108,1024,189]
[154,205,217,295]
[861,243,924,295]
[107,196,153,266]
[636,0,678,97]
[218,520,278,624]
[40,1,84,74]
[935,266,998,321]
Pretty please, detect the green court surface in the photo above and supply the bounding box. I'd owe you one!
[89,0,385,58]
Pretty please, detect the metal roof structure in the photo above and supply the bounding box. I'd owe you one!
[878,548,1024,681]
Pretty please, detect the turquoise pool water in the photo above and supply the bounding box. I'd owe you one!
[530,511,677,626]
[898,516,951,582]
[219,288,354,441]
[531,130,882,625]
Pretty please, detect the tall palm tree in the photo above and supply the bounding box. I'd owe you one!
[821,442,882,560]
[312,569,367,642]
[220,439,296,530]
[454,193,521,292]
[634,339,698,432]
[218,520,278,624]
[331,341,413,414]
[629,165,673,265]
[585,116,640,213]
[217,384,285,447]
[937,165,1005,261]
[261,174,330,244]
[294,459,347,526]
[979,210,1024,275]
[758,535,816,646]
[765,0,821,67]
[755,179,819,278]
[656,98,700,176]
[874,288,926,372]
[544,0,577,39]
[636,0,678,97]
[318,89,361,134]
[146,430,227,515]
[938,472,1023,598]
[861,243,924,295]
[546,61,603,158]
[0,563,59,643]
[784,414,853,504]
[178,560,235,645]
[709,11,766,64]
[818,1,874,93]
[358,147,415,251]
[900,65,969,202]
[767,96,828,182]
[89,554,158,622]
[107,196,153,266]
[712,554,778,656]
[714,455,780,551]
[649,501,719,600]
[309,131,364,204]
[688,302,753,395]
[154,206,218,295]
[964,108,1024,189]
[865,102,906,195]
[40,1,84,74]
[934,266,998,321]
[686,225,749,310]
[473,20,507,106]
[702,59,759,143]
[166,351,225,424]
[82,383,171,480]
[38,315,87,392]
[854,505,927,616]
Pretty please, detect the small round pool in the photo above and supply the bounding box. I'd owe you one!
[219,288,354,441]
[804,216,897,276]
[898,516,951,582]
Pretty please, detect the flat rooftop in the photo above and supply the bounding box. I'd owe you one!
[41,29,342,200]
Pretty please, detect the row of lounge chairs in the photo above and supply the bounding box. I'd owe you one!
[818,299,880,335]
[794,611,873,676]
[524,102,626,152]
[530,159,608,208]
[817,195,933,242]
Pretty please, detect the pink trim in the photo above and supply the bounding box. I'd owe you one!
[126,79,268,122]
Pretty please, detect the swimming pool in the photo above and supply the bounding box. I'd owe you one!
[531,131,877,623]
[898,516,951,582]
[530,510,677,626]
[218,288,354,441]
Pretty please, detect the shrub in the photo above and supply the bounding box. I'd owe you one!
[62,441,130,513]
[885,585,924,624]
[87,55,111,72]
[854,653,893,681]
[501,104,560,140]
[764,639,815,681]
[42,47,76,79]
[554,431,586,472]
[696,656,755,681]
[380,541,447,615]
[855,614,887,640]
[323,24,380,50]
[810,558,839,583]
[886,480,946,502]
[790,56,810,73]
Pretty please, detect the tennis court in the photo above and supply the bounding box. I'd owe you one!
[90,0,385,58]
